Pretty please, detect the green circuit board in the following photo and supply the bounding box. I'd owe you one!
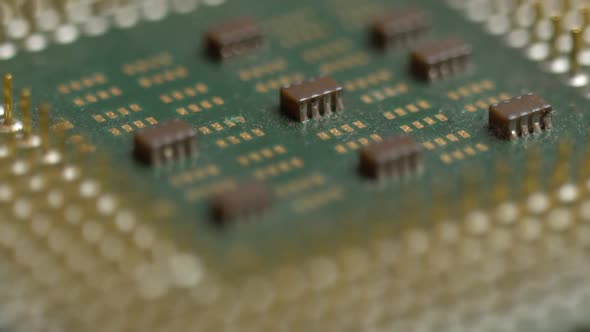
[2,0,590,331]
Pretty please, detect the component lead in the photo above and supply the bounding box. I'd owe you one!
[0,73,22,133]
[39,103,50,152]
[17,88,40,148]
[550,16,562,60]
[512,0,523,28]
[567,28,588,86]
[562,0,571,14]
[3,74,13,126]
[20,89,30,139]
[570,28,582,74]
[38,103,61,164]
[532,1,544,42]
[582,7,590,31]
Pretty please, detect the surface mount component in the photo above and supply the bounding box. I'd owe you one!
[133,119,197,165]
[359,135,422,180]
[410,37,472,81]
[205,16,265,59]
[210,181,272,224]
[371,7,430,49]
[280,76,344,122]
[489,93,553,140]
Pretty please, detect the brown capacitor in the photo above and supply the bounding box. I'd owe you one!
[205,16,265,59]
[280,76,344,122]
[489,93,553,140]
[210,181,272,224]
[371,8,430,49]
[359,135,422,180]
[410,37,472,81]
[133,119,197,165]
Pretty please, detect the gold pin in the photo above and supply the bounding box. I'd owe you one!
[8,0,22,18]
[562,0,571,14]
[3,74,13,125]
[493,159,510,204]
[568,27,588,86]
[570,28,582,75]
[0,18,6,44]
[55,126,67,155]
[551,140,572,188]
[531,1,544,42]
[523,146,541,194]
[91,0,104,15]
[582,7,590,31]
[462,168,480,213]
[17,88,40,148]
[491,0,501,15]
[534,1,544,26]
[534,1,543,20]
[550,16,562,59]
[3,132,17,157]
[20,89,30,138]
[22,0,39,32]
[55,0,68,19]
[38,103,61,164]
[39,103,50,152]
[512,0,523,27]
[432,181,451,220]
[0,74,22,133]
[579,143,590,180]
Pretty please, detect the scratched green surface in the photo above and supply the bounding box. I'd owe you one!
[2,0,588,271]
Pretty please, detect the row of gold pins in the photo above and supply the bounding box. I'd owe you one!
[548,17,589,85]
[432,139,588,220]
[0,0,125,48]
[0,73,58,160]
[2,0,116,21]
[526,1,590,43]
[509,0,589,16]
[522,4,590,85]
[0,0,73,31]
